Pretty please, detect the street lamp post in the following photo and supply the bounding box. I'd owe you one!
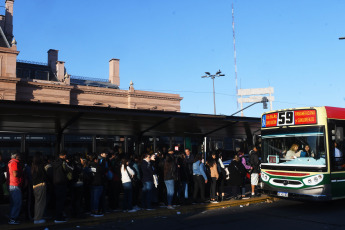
[201,70,225,115]
[230,96,269,116]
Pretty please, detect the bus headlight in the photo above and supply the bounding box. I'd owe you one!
[303,174,323,186]
[261,172,270,182]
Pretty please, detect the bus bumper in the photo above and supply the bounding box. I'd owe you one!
[262,183,332,201]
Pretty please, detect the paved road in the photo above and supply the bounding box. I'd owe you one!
[54,198,345,230]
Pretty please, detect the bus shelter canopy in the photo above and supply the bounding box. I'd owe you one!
[0,101,260,138]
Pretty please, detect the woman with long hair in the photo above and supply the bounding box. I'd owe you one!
[206,154,218,203]
[120,158,136,212]
[31,152,47,224]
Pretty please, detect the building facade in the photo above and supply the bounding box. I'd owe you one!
[0,0,182,111]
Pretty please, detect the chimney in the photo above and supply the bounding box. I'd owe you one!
[48,49,58,76]
[109,58,120,86]
[56,61,65,82]
[4,0,14,44]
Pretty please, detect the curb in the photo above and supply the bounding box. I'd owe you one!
[2,195,275,230]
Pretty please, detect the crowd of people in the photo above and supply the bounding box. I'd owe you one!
[0,146,262,225]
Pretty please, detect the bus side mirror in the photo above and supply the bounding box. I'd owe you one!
[332,127,344,142]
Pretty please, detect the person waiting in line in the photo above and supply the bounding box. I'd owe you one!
[31,152,47,224]
[285,144,302,159]
[216,152,229,202]
[300,145,315,157]
[120,158,136,212]
[70,154,85,218]
[206,153,218,203]
[164,154,177,209]
[228,155,246,199]
[141,153,155,210]
[192,154,208,203]
[176,153,188,204]
[98,151,111,214]
[89,154,105,217]
[7,153,23,225]
[238,151,250,198]
[184,148,194,202]
[129,155,142,211]
[249,146,261,197]
[52,151,74,223]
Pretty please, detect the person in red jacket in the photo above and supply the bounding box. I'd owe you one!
[8,153,23,225]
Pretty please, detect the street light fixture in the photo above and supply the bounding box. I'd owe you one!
[201,70,225,115]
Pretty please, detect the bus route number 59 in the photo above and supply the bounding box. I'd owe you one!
[277,111,294,126]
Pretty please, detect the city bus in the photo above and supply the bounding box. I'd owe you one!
[260,106,345,201]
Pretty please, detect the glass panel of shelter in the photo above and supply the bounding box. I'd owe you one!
[0,134,22,161]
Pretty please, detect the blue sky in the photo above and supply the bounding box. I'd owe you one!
[10,0,345,117]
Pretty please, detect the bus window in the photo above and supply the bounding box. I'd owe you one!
[330,121,345,172]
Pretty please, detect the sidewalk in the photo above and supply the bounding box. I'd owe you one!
[0,195,275,230]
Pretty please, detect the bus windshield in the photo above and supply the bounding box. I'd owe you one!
[261,126,326,168]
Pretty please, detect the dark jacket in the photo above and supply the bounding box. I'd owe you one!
[228,160,246,186]
[52,158,72,186]
[89,161,105,186]
[164,156,177,181]
[249,151,260,174]
[141,160,154,183]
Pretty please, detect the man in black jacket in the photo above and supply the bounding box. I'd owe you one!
[184,148,194,201]
[52,152,74,223]
[141,153,154,210]
[249,146,260,197]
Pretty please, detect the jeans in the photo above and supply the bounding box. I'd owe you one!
[164,180,175,206]
[9,185,22,220]
[122,182,133,210]
[142,181,153,209]
[182,181,188,199]
[91,186,103,212]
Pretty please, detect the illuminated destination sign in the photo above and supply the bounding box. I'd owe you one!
[262,109,317,127]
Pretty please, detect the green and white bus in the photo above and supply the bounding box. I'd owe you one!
[260,106,345,200]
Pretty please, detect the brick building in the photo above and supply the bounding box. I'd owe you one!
[0,0,182,111]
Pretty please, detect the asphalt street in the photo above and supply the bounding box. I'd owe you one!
[47,198,345,230]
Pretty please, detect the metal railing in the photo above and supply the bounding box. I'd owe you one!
[17,59,48,66]
[70,75,110,83]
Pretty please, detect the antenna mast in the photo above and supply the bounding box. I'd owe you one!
[232,3,238,110]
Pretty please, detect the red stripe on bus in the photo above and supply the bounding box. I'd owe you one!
[265,171,310,177]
